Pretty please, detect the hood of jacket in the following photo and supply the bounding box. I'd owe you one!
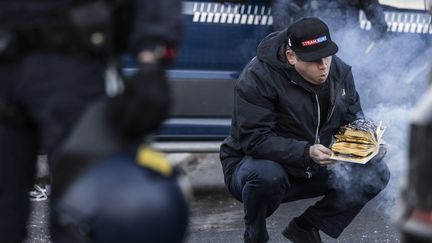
[256,29,291,70]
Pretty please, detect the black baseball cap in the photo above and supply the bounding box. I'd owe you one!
[287,17,338,62]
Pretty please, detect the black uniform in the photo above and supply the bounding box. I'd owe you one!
[220,28,390,242]
[0,1,183,242]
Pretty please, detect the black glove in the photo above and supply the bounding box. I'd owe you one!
[107,63,171,142]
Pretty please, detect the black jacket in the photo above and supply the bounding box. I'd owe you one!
[220,29,363,184]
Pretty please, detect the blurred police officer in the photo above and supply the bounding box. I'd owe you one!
[399,2,432,243]
[0,1,185,242]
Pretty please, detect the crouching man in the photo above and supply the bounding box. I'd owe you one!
[220,17,390,243]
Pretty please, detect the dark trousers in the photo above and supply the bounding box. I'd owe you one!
[0,52,105,243]
[228,152,390,243]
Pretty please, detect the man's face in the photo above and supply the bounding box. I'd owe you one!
[286,50,332,85]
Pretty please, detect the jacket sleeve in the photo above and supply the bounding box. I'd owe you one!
[342,70,364,124]
[233,66,310,168]
[359,0,388,35]
[129,0,183,52]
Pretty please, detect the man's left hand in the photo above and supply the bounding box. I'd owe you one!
[309,144,336,166]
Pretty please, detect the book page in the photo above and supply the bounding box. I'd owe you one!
[329,122,386,164]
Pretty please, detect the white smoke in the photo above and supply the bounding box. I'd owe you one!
[364,105,411,217]
[334,29,432,218]
[270,0,432,219]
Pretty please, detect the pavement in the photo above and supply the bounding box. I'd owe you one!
[170,153,226,194]
[24,152,225,243]
[174,153,401,243]
[185,191,400,243]
[25,153,402,243]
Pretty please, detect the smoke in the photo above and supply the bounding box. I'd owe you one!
[327,104,414,216]
[271,0,298,31]
[331,27,431,218]
[258,1,432,227]
[270,0,432,218]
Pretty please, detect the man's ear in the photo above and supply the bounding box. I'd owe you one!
[286,50,297,65]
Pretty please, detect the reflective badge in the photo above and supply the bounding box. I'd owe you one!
[137,147,173,176]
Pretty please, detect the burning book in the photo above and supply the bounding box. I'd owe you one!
[330,119,386,164]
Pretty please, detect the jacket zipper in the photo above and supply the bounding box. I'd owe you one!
[314,93,320,144]
[290,79,321,144]
[325,82,340,123]
[305,93,320,179]
[290,79,320,179]
[326,103,336,123]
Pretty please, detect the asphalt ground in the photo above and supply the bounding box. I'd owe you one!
[25,192,400,243]
[185,191,400,243]
[25,153,402,243]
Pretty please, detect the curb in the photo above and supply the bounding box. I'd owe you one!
[169,153,227,195]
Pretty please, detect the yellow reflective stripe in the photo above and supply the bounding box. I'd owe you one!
[136,146,172,176]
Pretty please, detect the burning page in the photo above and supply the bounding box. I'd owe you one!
[330,119,386,164]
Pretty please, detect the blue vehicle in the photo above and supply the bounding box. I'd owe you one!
[157,0,272,147]
[152,0,432,152]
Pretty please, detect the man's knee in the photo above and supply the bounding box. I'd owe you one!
[242,157,289,194]
[253,172,288,194]
[363,160,391,196]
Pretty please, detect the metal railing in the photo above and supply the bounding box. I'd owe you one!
[359,10,432,34]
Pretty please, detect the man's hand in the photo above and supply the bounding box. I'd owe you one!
[309,144,335,166]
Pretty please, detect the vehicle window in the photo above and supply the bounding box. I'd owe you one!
[379,0,427,10]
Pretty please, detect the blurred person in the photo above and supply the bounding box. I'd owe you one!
[399,55,432,243]
[220,17,390,243]
[0,1,188,243]
[272,0,388,42]
[398,2,432,243]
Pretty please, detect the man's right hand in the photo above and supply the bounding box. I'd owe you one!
[309,144,335,166]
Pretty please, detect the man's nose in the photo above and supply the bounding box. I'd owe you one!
[317,59,327,69]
